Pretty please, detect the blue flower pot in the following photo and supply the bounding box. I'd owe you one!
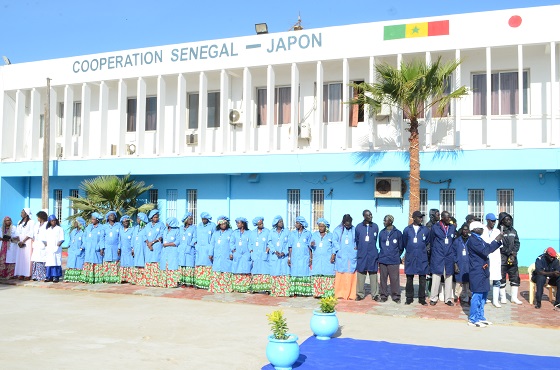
[266,334,300,370]
[310,310,339,340]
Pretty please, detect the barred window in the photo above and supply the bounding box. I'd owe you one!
[167,189,177,218]
[149,189,159,206]
[54,189,63,221]
[73,102,81,136]
[497,189,514,217]
[439,189,456,218]
[287,189,300,230]
[419,188,428,217]
[69,189,79,215]
[311,189,324,231]
[187,189,198,222]
[468,189,485,221]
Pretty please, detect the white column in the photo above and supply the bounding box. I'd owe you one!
[137,77,146,156]
[198,72,208,154]
[397,53,404,148]
[30,88,40,159]
[98,81,108,158]
[517,44,523,146]
[49,88,57,159]
[549,41,557,145]
[368,56,376,149]
[63,85,73,158]
[290,62,299,151]
[117,79,127,156]
[266,65,275,152]
[13,90,25,160]
[242,67,252,152]
[425,52,432,148]
[454,49,462,147]
[315,61,323,151]
[342,58,350,150]
[79,83,91,158]
[220,69,230,153]
[485,47,492,146]
[177,74,186,155]
[156,75,166,155]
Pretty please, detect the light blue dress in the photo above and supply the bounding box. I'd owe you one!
[159,227,181,271]
[102,222,121,262]
[144,221,165,264]
[83,224,104,264]
[119,226,134,268]
[210,229,233,273]
[332,224,357,273]
[267,228,290,276]
[195,221,216,267]
[178,225,196,267]
[310,231,335,276]
[289,229,312,277]
[230,229,252,274]
[133,225,146,267]
[249,228,270,275]
[66,228,85,269]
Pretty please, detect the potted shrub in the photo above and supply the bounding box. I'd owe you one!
[266,310,300,370]
[310,296,339,340]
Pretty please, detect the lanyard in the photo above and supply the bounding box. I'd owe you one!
[439,221,448,237]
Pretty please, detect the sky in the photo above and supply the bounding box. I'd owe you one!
[1,0,558,64]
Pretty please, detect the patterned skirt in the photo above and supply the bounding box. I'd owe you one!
[31,262,47,281]
[312,275,335,298]
[0,245,15,278]
[133,267,147,286]
[158,268,180,288]
[251,274,271,293]
[289,276,313,297]
[270,275,290,297]
[179,266,195,286]
[194,266,212,289]
[63,268,83,283]
[209,271,233,293]
[101,261,121,284]
[334,271,357,300]
[82,262,103,284]
[120,267,135,283]
[232,273,252,293]
[145,262,160,287]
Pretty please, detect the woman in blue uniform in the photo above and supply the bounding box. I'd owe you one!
[65,217,86,283]
[194,212,215,289]
[288,216,313,296]
[144,209,165,287]
[267,216,290,297]
[82,212,104,284]
[119,215,135,283]
[132,212,148,285]
[159,217,181,288]
[178,212,196,287]
[208,215,233,293]
[332,214,357,300]
[250,216,271,294]
[101,210,121,283]
[231,217,252,293]
[310,218,335,298]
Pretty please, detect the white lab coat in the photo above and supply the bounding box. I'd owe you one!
[45,225,64,267]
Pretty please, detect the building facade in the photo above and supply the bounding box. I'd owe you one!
[1,6,559,265]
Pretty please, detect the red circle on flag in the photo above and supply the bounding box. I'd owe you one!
[509,15,522,28]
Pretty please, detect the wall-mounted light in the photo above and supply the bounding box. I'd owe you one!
[255,23,268,35]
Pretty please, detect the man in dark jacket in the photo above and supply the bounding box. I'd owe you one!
[532,247,560,309]
[378,215,404,303]
[402,211,430,305]
[354,209,379,301]
[428,211,456,306]
[497,212,522,304]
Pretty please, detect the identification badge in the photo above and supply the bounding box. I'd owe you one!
[183,236,186,240]
[262,237,266,241]
[385,240,389,246]
[109,232,113,237]
[374,232,377,237]
[276,241,280,247]
[319,242,323,248]
[238,241,242,246]
[445,238,449,245]
[218,240,221,244]
[413,237,417,243]
[128,236,131,239]
[208,231,211,234]
[255,241,259,246]
[345,239,349,245]
[462,249,466,256]
[89,233,92,237]
[365,236,370,242]
[297,242,301,248]
[148,232,152,237]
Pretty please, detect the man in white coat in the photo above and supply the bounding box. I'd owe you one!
[481,213,502,307]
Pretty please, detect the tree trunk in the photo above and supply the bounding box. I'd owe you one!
[408,118,420,223]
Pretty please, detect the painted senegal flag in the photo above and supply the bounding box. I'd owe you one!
[384,20,449,40]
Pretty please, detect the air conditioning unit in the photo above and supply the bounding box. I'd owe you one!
[374,177,402,198]
[186,133,198,146]
[376,104,391,119]
[229,109,243,126]
[55,143,63,158]
[299,122,311,139]
[126,143,136,155]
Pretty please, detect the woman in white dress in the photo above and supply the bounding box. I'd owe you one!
[44,214,65,283]
[14,208,35,280]
[1,216,18,278]
[30,211,48,281]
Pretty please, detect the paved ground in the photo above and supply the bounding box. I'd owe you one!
[1,276,558,369]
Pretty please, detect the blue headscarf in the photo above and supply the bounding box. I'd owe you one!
[252,216,264,227]
[217,215,230,223]
[137,212,148,223]
[91,212,103,221]
[76,217,86,227]
[148,209,160,220]
[120,215,131,223]
[48,214,57,222]
[272,215,283,228]
[316,218,330,229]
[166,217,179,228]
[296,216,308,229]
[200,212,212,221]
[235,217,248,224]
[182,212,193,222]
[105,210,117,222]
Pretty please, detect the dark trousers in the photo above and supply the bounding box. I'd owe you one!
[532,274,560,304]
[500,263,520,287]
[406,274,426,301]
[379,263,401,300]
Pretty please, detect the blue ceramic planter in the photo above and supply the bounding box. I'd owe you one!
[310,310,339,340]
[266,334,300,370]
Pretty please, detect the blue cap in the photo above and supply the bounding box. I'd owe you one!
[120,215,131,223]
[148,209,160,220]
[166,217,179,228]
[272,215,283,228]
[252,216,264,226]
[200,212,212,220]
[105,210,117,221]
[316,218,330,228]
[76,217,86,227]
[181,212,193,222]
[137,212,148,223]
[485,213,497,221]
[235,217,248,224]
[91,212,103,220]
[296,216,308,229]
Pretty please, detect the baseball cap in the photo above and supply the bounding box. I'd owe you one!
[412,211,424,218]
[485,213,497,221]
[469,221,485,231]
[546,247,557,258]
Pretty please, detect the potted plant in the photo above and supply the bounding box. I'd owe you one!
[310,296,339,340]
[266,310,300,370]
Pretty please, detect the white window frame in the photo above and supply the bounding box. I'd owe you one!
[311,189,324,232]
[497,189,514,217]
[287,189,300,231]
[54,189,63,221]
[468,189,485,221]
[187,189,198,222]
[166,189,178,218]
[439,189,456,218]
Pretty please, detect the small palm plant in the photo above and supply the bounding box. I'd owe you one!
[267,310,289,340]
[319,296,338,313]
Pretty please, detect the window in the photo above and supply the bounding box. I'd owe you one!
[145,96,157,131]
[256,87,291,126]
[69,189,79,215]
[127,98,137,132]
[57,102,64,136]
[187,189,198,222]
[473,71,528,115]
[468,189,484,221]
[188,92,220,129]
[311,189,324,231]
[497,189,514,217]
[349,81,364,127]
[287,189,300,230]
[72,102,81,136]
[39,114,44,138]
[323,83,343,123]
[149,189,159,206]
[54,189,63,221]
[419,188,428,217]
[439,189,456,218]
[431,76,452,118]
[166,189,177,218]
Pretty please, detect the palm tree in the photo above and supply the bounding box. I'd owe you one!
[351,57,468,221]
[67,174,155,223]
